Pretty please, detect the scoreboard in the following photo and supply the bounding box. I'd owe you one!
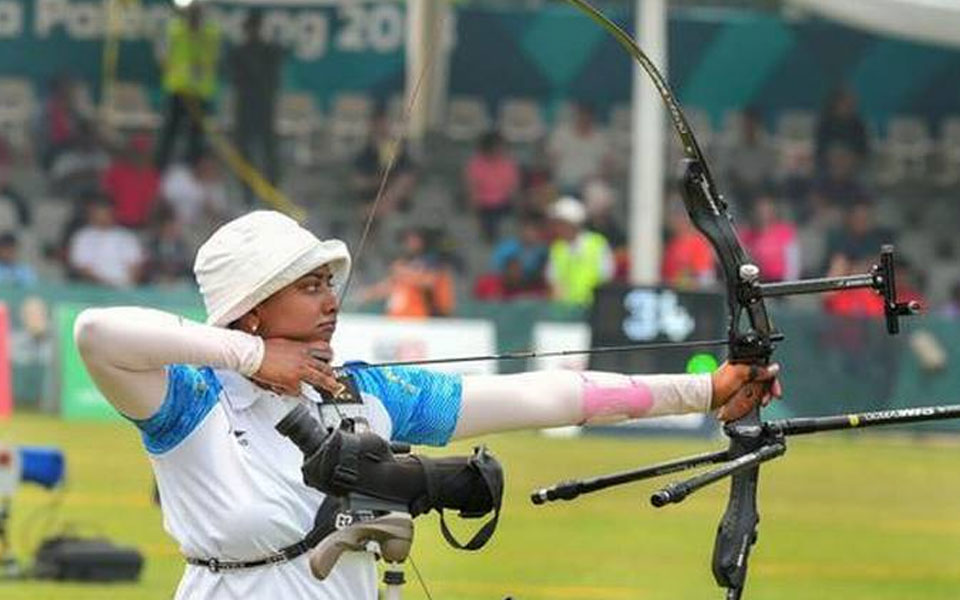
[589,283,726,375]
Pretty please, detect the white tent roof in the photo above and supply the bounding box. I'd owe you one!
[789,0,960,49]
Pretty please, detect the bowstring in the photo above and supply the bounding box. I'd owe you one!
[338,11,448,308]
[409,555,435,600]
[341,337,741,370]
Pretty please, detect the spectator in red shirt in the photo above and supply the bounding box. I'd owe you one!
[823,285,885,318]
[464,131,520,243]
[102,134,160,228]
[741,193,800,283]
[661,199,715,289]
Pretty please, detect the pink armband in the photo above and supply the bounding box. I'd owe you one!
[579,372,654,423]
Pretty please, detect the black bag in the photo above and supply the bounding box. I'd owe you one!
[33,536,144,582]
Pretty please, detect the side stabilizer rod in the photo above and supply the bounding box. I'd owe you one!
[651,443,786,507]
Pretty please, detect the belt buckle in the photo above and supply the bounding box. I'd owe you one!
[207,558,220,573]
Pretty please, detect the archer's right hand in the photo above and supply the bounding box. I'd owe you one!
[252,338,342,396]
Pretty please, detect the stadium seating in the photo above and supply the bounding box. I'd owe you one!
[386,94,407,139]
[879,116,933,184]
[935,117,960,186]
[925,261,960,306]
[329,93,373,158]
[552,101,576,128]
[101,82,161,132]
[443,96,491,142]
[774,110,816,176]
[276,92,323,166]
[73,82,97,123]
[608,103,633,160]
[498,98,546,144]
[0,78,36,150]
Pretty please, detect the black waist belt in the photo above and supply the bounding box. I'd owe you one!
[185,526,328,573]
[184,497,340,574]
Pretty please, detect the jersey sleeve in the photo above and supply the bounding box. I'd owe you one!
[128,365,221,454]
[345,365,462,446]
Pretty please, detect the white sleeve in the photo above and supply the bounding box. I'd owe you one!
[123,233,144,264]
[453,370,713,440]
[74,307,265,419]
[68,231,92,270]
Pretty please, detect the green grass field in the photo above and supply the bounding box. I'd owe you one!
[3,414,960,599]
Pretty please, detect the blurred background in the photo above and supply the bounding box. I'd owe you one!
[1,0,960,598]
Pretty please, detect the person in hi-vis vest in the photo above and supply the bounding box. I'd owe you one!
[546,196,614,306]
[155,3,221,169]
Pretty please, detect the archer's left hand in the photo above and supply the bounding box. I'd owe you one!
[710,362,783,422]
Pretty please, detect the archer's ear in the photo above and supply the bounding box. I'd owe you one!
[233,310,262,335]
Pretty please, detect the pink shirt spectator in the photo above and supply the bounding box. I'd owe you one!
[742,222,799,282]
[465,154,519,209]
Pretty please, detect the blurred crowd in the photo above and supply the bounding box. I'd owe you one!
[0,4,957,325]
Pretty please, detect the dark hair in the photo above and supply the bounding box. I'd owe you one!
[246,9,263,25]
[823,87,856,115]
[245,9,263,31]
[479,131,502,153]
[0,231,16,246]
[575,102,596,118]
[519,216,544,229]
[85,193,111,207]
[742,105,763,123]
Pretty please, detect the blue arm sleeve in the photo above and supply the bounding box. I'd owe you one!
[129,365,221,454]
[345,365,462,446]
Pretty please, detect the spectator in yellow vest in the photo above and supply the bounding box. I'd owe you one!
[546,196,614,306]
[155,3,221,169]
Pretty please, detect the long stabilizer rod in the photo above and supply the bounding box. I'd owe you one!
[765,404,960,436]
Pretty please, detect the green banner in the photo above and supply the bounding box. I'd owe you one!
[57,303,115,421]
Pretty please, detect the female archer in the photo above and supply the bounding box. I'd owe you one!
[75,210,780,599]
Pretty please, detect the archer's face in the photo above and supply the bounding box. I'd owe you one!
[252,266,340,344]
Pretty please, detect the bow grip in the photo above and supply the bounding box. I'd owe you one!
[712,405,763,595]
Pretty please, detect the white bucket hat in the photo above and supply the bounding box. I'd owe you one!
[549,196,587,225]
[194,211,352,327]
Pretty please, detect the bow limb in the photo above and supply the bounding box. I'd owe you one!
[563,1,774,597]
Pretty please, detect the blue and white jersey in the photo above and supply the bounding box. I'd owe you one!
[132,364,462,600]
